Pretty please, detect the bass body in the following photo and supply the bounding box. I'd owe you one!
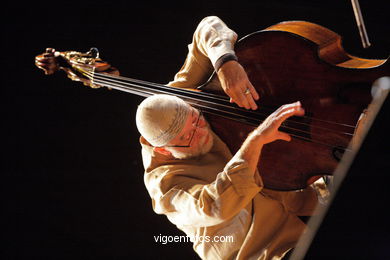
[201,21,390,190]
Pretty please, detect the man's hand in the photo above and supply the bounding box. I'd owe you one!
[254,101,305,145]
[217,60,260,110]
[234,101,304,175]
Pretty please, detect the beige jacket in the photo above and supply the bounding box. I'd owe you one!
[141,16,319,260]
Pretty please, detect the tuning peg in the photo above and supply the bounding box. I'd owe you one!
[88,47,100,59]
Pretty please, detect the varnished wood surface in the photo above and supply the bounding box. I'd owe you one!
[206,21,390,190]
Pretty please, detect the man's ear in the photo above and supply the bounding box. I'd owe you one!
[153,146,172,156]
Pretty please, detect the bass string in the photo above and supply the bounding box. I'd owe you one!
[93,76,353,152]
[87,77,325,142]
[99,72,357,135]
[81,69,356,139]
[81,68,356,135]
[91,70,358,129]
[86,71,271,118]
[79,68,356,139]
[95,70,356,130]
[86,73,355,147]
[85,70,287,124]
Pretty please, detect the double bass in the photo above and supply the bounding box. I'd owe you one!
[35,20,390,191]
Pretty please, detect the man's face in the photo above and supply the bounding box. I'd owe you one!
[164,108,214,159]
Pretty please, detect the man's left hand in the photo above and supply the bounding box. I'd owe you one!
[217,60,260,110]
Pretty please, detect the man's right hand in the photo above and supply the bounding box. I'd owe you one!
[233,101,305,175]
[254,101,305,145]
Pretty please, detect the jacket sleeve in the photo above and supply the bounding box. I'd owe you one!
[144,157,263,228]
[167,16,238,89]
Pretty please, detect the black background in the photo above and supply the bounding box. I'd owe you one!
[3,0,390,259]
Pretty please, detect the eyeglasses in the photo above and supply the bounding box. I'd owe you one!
[164,110,203,148]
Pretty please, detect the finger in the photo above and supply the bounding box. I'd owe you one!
[273,101,298,115]
[281,103,304,117]
[276,106,305,126]
[246,93,258,110]
[248,83,260,100]
[276,101,302,116]
[236,91,251,109]
[228,89,249,109]
[229,94,244,107]
[276,108,295,123]
[246,83,259,109]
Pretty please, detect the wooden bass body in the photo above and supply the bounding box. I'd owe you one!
[203,21,389,190]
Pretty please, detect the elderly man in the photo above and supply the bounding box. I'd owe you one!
[135,16,320,260]
[137,95,319,260]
